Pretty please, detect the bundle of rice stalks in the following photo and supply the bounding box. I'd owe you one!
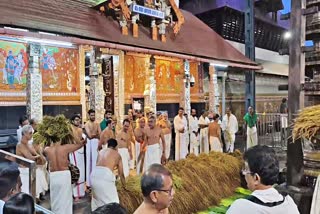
[33,115,74,146]
[118,152,242,214]
[293,105,320,140]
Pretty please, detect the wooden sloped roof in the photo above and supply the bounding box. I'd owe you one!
[0,0,259,68]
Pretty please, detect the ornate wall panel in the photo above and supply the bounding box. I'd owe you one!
[102,57,114,113]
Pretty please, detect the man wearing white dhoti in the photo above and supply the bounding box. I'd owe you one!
[91,139,126,211]
[243,106,259,149]
[189,109,200,155]
[208,114,223,152]
[69,114,87,200]
[134,118,146,175]
[16,125,42,195]
[199,110,210,154]
[142,116,166,171]
[44,133,86,214]
[85,109,101,187]
[158,112,172,160]
[173,107,188,160]
[221,107,238,153]
[116,119,133,178]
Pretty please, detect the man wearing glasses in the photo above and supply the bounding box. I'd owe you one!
[134,164,174,214]
[227,145,299,214]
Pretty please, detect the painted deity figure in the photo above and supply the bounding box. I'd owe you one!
[41,48,57,81]
[14,53,25,85]
[0,49,7,84]
[5,50,17,87]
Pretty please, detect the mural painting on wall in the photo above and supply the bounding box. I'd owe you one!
[155,59,183,94]
[40,46,79,94]
[124,55,149,96]
[0,40,28,91]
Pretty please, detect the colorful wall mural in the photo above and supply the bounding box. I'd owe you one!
[0,40,80,103]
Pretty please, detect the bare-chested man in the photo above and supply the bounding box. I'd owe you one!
[44,126,86,214]
[134,118,146,175]
[157,113,172,160]
[69,114,87,200]
[84,109,101,187]
[116,119,132,178]
[208,114,223,152]
[16,125,41,194]
[142,116,166,173]
[98,119,115,151]
[91,138,126,211]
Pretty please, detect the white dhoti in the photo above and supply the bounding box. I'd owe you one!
[224,132,236,153]
[190,133,199,156]
[144,144,161,172]
[86,138,99,187]
[311,175,320,214]
[135,142,141,175]
[200,129,209,154]
[175,133,188,161]
[91,166,119,211]
[247,126,258,149]
[69,147,85,198]
[19,167,29,194]
[118,148,130,178]
[36,165,48,198]
[129,142,135,170]
[209,136,223,152]
[164,133,171,159]
[50,170,72,214]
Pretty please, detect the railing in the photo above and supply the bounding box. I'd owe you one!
[0,149,36,199]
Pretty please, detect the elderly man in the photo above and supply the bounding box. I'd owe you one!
[227,145,299,214]
[134,164,174,214]
[189,109,199,155]
[199,110,210,154]
[243,106,258,149]
[158,112,172,160]
[221,107,238,153]
[0,161,22,213]
[173,107,188,160]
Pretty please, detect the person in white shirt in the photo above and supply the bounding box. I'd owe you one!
[173,107,188,160]
[198,110,210,154]
[0,161,22,214]
[17,115,30,143]
[221,107,238,153]
[227,145,300,214]
[189,109,199,155]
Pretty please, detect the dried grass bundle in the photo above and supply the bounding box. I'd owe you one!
[118,151,242,214]
[293,105,320,140]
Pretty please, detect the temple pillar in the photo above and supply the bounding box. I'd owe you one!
[89,49,104,122]
[209,65,218,113]
[26,43,42,121]
[79,45,91,122]
[183,60,191,115]
[144,56,157,113]
[118,51,125,122]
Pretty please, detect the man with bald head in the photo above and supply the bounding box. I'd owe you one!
[134,164,174,214]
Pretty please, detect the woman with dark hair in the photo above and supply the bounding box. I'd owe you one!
[3,193,35,214]
[227,145,299,214]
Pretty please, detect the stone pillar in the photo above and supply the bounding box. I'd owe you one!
[26,43,42,121]
[89,50,104,122]
[118,51,125,122]
[208,65,216,113]
[144,56,157,113]
[183,60,191,116]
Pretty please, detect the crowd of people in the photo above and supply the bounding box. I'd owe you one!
[0,105,264,213]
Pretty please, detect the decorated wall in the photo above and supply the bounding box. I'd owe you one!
[0,39,80,104]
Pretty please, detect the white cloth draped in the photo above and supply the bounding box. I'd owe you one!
[50,170,72,214]
[311,175,320,214]
[129,142,135,170]
[247,126,258,149]
[86,138,99,187]
[135,141,142,175]
[144,143,161,172]
[164,133,171,159]
[91,166,119,211]
[36,165,48,198]
[69,146,85,198]
[199,116,210,154]
[189,116,199,155]
[174,115,188,160]
[19,167,29,194]
[118,148,130,178]
[221,114,238,152]
[209,136,223,152]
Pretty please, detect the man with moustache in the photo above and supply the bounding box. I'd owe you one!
[134,117,146,175]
